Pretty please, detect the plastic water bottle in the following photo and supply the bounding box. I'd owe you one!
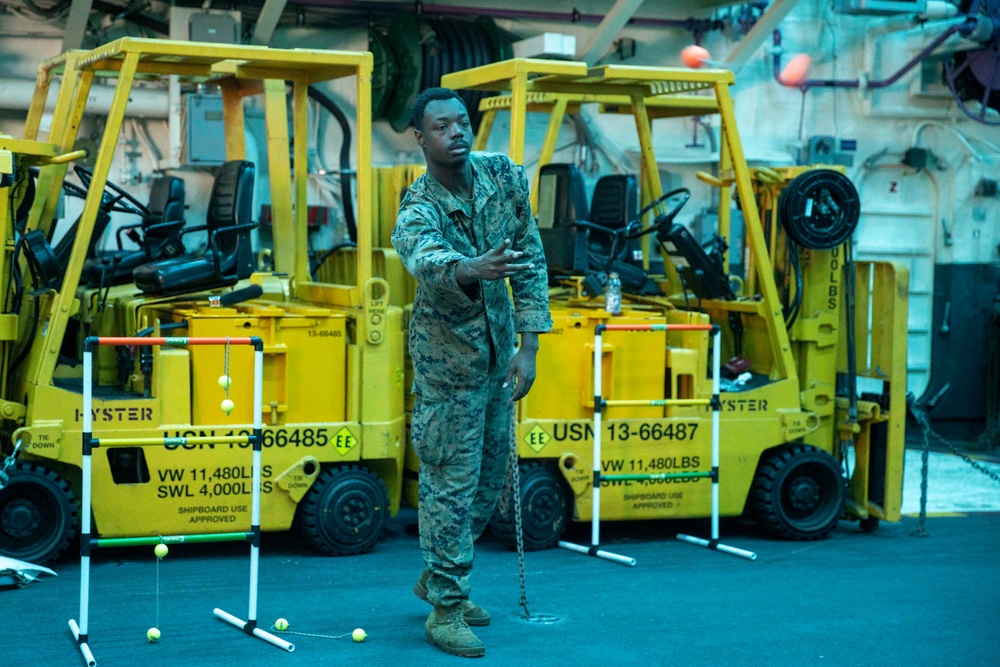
[604,272,622,316]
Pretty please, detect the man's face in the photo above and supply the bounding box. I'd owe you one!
[415,98,472,170]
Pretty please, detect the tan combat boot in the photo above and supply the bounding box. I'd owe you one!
[425,605,485,658]
[414,570,491,626]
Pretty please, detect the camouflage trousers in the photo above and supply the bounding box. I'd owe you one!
[411,363,514,607]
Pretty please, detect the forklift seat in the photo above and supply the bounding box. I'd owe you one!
[588,173,639,265]
[536,163,591,274]
[81,175,187,286]
[537,164,641,275]
[133,160,257,295]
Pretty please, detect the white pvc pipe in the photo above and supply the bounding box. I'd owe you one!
[558,541,637,567]
[213,608,295,652]
[711,329,720,541]
[675,534,757,561]
[249,346,264,623]
[68,619,96,667]
[80,350,93,637]
[591,329,603,548]
[251,626,295,652]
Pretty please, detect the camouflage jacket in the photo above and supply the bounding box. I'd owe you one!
[392,152,553,390]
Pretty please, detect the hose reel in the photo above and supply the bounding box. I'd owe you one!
[374,13,512,133]
[778,169,861,250]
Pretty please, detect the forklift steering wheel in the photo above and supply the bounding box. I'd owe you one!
[622,187,691,240]
[74,165,150,218]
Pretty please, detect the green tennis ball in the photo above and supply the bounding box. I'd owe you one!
[218,374,231,389]
[221,398,235,414]
[274,618,289,632]
[352,627,366,642]
[154,544,168,558]
[147,627,160,642]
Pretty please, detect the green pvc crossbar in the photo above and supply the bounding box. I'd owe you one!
[93,532,250,548]
[603,398,710,407]
[601,471,713,482]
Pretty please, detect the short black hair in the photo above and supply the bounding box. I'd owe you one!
[411,88,467,132]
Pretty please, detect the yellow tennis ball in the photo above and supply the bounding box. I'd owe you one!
[147,627,160,642]
[154,544,168,558]
[221,398,235,414]
[274,618,289,632]
[218,374,231,389]
[352,627,366,642]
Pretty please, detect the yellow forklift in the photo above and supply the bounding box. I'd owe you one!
[420,60,909,548]
[0,39,405,564]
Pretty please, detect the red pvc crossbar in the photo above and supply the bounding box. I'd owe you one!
[93,337,257,346]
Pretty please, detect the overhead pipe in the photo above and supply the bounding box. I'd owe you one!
[295,0,721,31]
[771,17,980,92]
[0,78,169,118]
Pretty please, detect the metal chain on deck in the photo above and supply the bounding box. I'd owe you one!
[928,428,1000,485]
[510,444,531,620]
[497,415,532,619]
[909,406,1000,538]
[911,423,931,538]
[0,440,22,490]
[498,420,531,619]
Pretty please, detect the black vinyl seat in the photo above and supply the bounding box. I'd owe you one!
[536,163,591,274]
[81,176,186,286]
[536,164,641,275]
[588,174,639,265]
[133,160,257,295]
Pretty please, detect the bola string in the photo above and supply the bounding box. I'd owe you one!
[270,625,354,640]
[155,550,160,629]
[224,337,231,400]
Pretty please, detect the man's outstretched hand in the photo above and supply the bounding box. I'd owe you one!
[456,239,534,285]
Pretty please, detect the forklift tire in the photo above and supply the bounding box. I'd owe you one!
[489,462,569,551]
[750,444,845,541]
[297,465,390,556]
[0,461,79,564]
[860,516,880,533]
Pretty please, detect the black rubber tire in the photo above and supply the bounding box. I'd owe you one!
[860,516,880,533]
[297,465,390,556]
[0,461,79,564]
[490,462,569,551]
[750,444,846,541]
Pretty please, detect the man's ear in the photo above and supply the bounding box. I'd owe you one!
[413,128,425,148]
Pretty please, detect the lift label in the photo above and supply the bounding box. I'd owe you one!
[156,465,274,505]
[161,427,333,449]
[624,491,684,510]
[545,421,700,443]
[176,503,251,525]
[75,407,154,422]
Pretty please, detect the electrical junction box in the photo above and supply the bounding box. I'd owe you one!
[833,0,926,15]
[182,93,227,165]
[795,136,857,168]
[189,11,240,43]
[513,33,576,60]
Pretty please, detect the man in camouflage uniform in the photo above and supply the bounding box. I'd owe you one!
[392,88,552,658]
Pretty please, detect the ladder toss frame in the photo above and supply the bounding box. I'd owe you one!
[558,322,756,565]
[70,335,293,667]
